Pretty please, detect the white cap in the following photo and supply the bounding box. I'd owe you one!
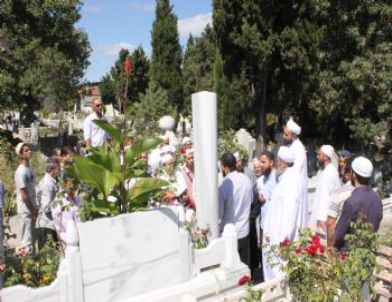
[160,154,173,165]
[182,137,191,144]
[185,148,194,155]
[160,145,172,154]
[278,146,295,164]
[233,152,240,159]
[286,118,301,135]
[352,156,373,178]
[15,142,28,155]
[320,145,335,159]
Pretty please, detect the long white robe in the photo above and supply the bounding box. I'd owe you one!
[262,167,302,281]
[288,138,308,229]
[309,163,341,226]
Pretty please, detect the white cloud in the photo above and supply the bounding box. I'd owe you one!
[95,42,135,58]
[178,13,212,38]
[83,4,104,13]
[128,2,155,12]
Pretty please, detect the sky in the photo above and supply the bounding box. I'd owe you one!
[77,0,212,83]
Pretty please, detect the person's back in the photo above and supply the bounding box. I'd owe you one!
[219,171,253,238]
[335,156,383,250]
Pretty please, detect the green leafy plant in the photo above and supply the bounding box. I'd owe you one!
[269,217,379,301]
[71,120,167,218]
[238,275,264,301]
[218,129,248,162]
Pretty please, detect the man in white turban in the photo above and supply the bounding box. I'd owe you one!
[262,146,302,281]
[283,118,308,228]
[309,145,341,229]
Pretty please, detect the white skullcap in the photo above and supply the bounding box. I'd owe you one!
[160,154,173,165]
[278,146,295,163]
[352,156,373,178]
[182,137,191,144]
[15,142,28,155]
[160,145,172,154]
[185,148,194,155]
[286,118,301,135]
[233,152,240,159]
[320,145,335,159]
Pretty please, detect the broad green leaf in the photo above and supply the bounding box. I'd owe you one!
[129,178,167,201]
[74,156,117,198]
[93,120,123,145]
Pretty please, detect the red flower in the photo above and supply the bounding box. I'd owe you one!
[179,147,186,154]
[281,238,290,247]
[311,235,320,245]
[0,263,7,272]
[305,244,318,256]
[18,249,26,257]
[238,275,250,286]
[339,251,348,261]
[123,56,132,76]
[319,245,325,254]
[295,248,303,254]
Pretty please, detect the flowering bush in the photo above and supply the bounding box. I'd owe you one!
[2,239,61,288]
[269,218,378,301]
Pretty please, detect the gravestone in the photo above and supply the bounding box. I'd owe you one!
[235,129,256,161]
[77,208,191,302]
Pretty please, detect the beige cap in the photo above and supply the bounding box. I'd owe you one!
[15,142,28,155]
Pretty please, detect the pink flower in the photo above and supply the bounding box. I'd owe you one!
[295,248,303,254]
[18,249,27,257]
[0,263,7,272]
[238,275,251,286]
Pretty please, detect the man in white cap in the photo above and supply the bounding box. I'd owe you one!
[176,148,196,209]
[283,118,308,228]
[309,145,341,228]
[262,146,302,281]
[14,142,37,252]
[335,157,383,250]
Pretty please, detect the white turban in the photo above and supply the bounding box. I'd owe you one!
[160,145,172,155]
[286,118,301,135]
[182,137,191,145]
[160,154,173,165]
[233,152,240,159]
[278,146,295,164]
[185,148,194,155]
[321,145,338,169]
[352,156,373,178]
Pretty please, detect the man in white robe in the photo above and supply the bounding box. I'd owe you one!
[309,145,341,229]
[263,146,302,281]
[283,118,308,228]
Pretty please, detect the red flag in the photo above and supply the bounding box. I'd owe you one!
[123,56,132,76]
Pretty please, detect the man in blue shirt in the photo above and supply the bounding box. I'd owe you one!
[335,156,383,250]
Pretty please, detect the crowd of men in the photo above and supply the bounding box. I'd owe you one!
[6,97,384,286]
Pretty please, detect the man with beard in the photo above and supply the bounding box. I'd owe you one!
[176,149,196,209]
[309,145,341,229]
[218,153,253,268]
[262,146,301,281]
[283,118,308,228]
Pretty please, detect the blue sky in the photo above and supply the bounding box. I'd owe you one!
[77,0,212,83]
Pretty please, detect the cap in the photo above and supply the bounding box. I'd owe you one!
[160,154,174,165]
[182,137,191,145]
[339,150,352,158]
[352,156,373,178]
[286,118,301,135]
[321,145,335,159]
[278,146,295,164]
[15,142,28,155]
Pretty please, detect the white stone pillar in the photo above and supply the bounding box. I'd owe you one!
[192,91,219,239]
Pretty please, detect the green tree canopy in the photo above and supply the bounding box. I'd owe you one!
[0,0,90,120]
[149,0,183,112]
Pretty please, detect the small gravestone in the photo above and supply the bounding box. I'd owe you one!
[236,129,256,161]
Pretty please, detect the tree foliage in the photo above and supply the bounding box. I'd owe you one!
[99,46,150,110]
[149,0,183,111]
[0,0,90,118]
[182,25,215,114]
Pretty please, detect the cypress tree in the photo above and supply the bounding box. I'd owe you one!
[150,0,183,111]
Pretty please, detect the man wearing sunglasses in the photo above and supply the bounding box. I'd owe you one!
[83,98,111,149]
